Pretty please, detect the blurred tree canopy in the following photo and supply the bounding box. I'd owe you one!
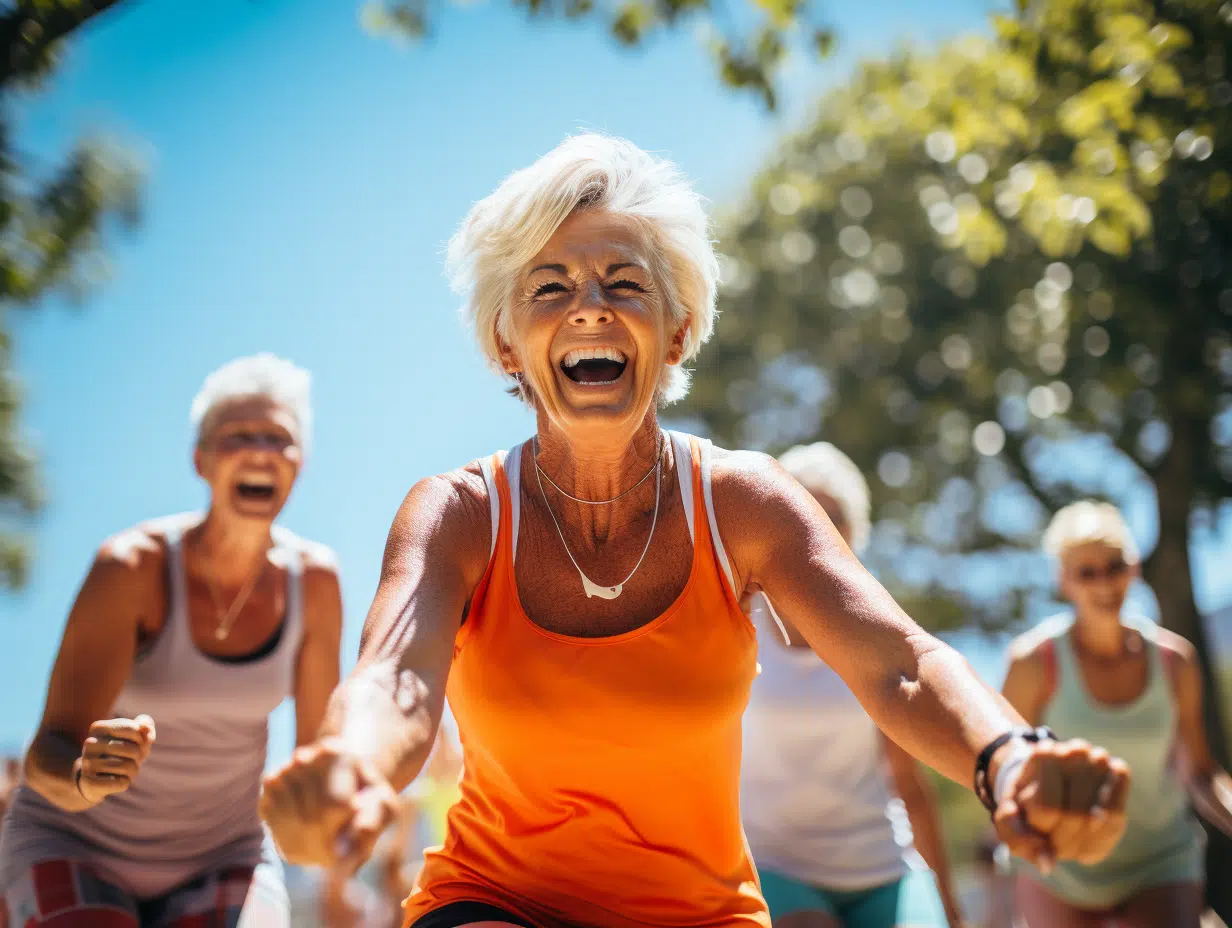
[363,0,833,109]
[683,0,1232,905]
[0,0,140,588]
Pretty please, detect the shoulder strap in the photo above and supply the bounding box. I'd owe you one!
[668,430,695,542]
[698,438,736,594]
[478,452,505,561]
[506,443,525,563]
[1039,636,1057,707]
[275,533,306,645]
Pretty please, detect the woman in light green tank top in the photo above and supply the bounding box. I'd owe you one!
[1002,501,1232,927]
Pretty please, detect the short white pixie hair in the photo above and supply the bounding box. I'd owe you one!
[190,353,312,450]
[446,133,720,404]
[1042,500,1140,564]
[778,442,871,553]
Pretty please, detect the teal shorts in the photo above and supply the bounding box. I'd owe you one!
[758,866,947,927]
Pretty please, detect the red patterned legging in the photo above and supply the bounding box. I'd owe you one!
[2,858,289,927]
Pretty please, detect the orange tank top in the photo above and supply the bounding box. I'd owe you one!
[402,432,768,928]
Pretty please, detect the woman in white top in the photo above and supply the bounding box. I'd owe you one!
[742,442,963,928]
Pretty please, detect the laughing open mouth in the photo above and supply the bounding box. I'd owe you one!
[561,347,628,385]
[236,478,276,502]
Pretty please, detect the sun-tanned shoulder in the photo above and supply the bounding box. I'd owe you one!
[1005,625,1057,677]
[382,462,493,575]
[706,444,788,505]
[96,523,167,576]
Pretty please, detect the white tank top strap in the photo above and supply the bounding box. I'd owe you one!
[667,430,695,542]
[269,526,306,646]
[506,442,525,563]
[150,513,199,661]
[699,438,736,594]
[478,451,505,561]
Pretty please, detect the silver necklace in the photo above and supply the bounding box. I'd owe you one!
[534,441,662,600]
[534,435,664,505]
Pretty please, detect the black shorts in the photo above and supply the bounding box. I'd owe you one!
[410,901,536,928]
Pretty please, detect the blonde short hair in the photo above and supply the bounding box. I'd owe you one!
[778,442,871,553]
[445,133,719,404]
[1042,500,1139,564]
[190,353,312,450]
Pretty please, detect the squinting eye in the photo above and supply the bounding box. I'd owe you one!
[533,282,568,298]
[609,279,645,292]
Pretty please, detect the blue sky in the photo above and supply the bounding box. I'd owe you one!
[2,0,1226,765]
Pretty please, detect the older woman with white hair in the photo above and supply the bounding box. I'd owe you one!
[261,134,1130,928]
[1003,500,1232,927]
[1,354,342,928]
[742,442,963,928]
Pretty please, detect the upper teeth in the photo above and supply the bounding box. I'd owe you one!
[563,347,627,368]
[241,476,274,488]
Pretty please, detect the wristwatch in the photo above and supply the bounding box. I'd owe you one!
[973,725,1056,813]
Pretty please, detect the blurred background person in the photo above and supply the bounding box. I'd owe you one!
[742,441,963,928]
[1002,501,1232,928]
[0,354,343,928]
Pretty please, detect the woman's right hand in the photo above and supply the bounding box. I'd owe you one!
[75,714,156,804]
[260,737,401,873]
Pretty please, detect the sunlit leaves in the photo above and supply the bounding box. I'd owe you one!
[685,0,1232,635]
[366,0,832,109]
[0,2,141,589]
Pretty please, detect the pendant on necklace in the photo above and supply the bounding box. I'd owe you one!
[581,574,623,600]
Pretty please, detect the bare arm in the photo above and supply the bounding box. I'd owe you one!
[262,469,490,870]
[294,546,344,747]
[316,468,490,790]
[883,736,964,928]
[1162,630,1232,837]
[25,529,163,811]
[714,449,1128,867]
[716,452,1022,787]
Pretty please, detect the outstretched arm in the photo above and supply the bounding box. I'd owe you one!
[318,468,490,788]
[714,449,1128,868]
[262,467,491,871]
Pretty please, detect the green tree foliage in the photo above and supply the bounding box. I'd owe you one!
[0,0,141,588]
[362,0,833,109]
[684,0,1232,904]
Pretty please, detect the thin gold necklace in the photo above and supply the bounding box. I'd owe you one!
[201,548,270,641]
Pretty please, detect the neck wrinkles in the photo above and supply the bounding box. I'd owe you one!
[530,416,670,543]
[187,512,273,589]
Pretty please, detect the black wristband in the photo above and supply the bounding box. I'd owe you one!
[973,725,1055,813]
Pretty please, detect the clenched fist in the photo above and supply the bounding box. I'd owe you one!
[75,715,156,804]
[260,738,400,874]
[995,738,1130,871]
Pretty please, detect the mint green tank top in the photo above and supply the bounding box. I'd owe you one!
[1022,614,1203,908]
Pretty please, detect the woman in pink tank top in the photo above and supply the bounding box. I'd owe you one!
[1,354,343,928]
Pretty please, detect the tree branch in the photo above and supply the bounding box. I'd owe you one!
[0,0,125,88]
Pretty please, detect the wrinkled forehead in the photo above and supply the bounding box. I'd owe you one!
[200,395,302,442]
[525,210,655,276]
[1060,540,1128,570]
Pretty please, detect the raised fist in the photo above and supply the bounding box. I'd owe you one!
[76,714,156,804]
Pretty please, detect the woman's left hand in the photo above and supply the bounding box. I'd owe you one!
[994,738,1130,871]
